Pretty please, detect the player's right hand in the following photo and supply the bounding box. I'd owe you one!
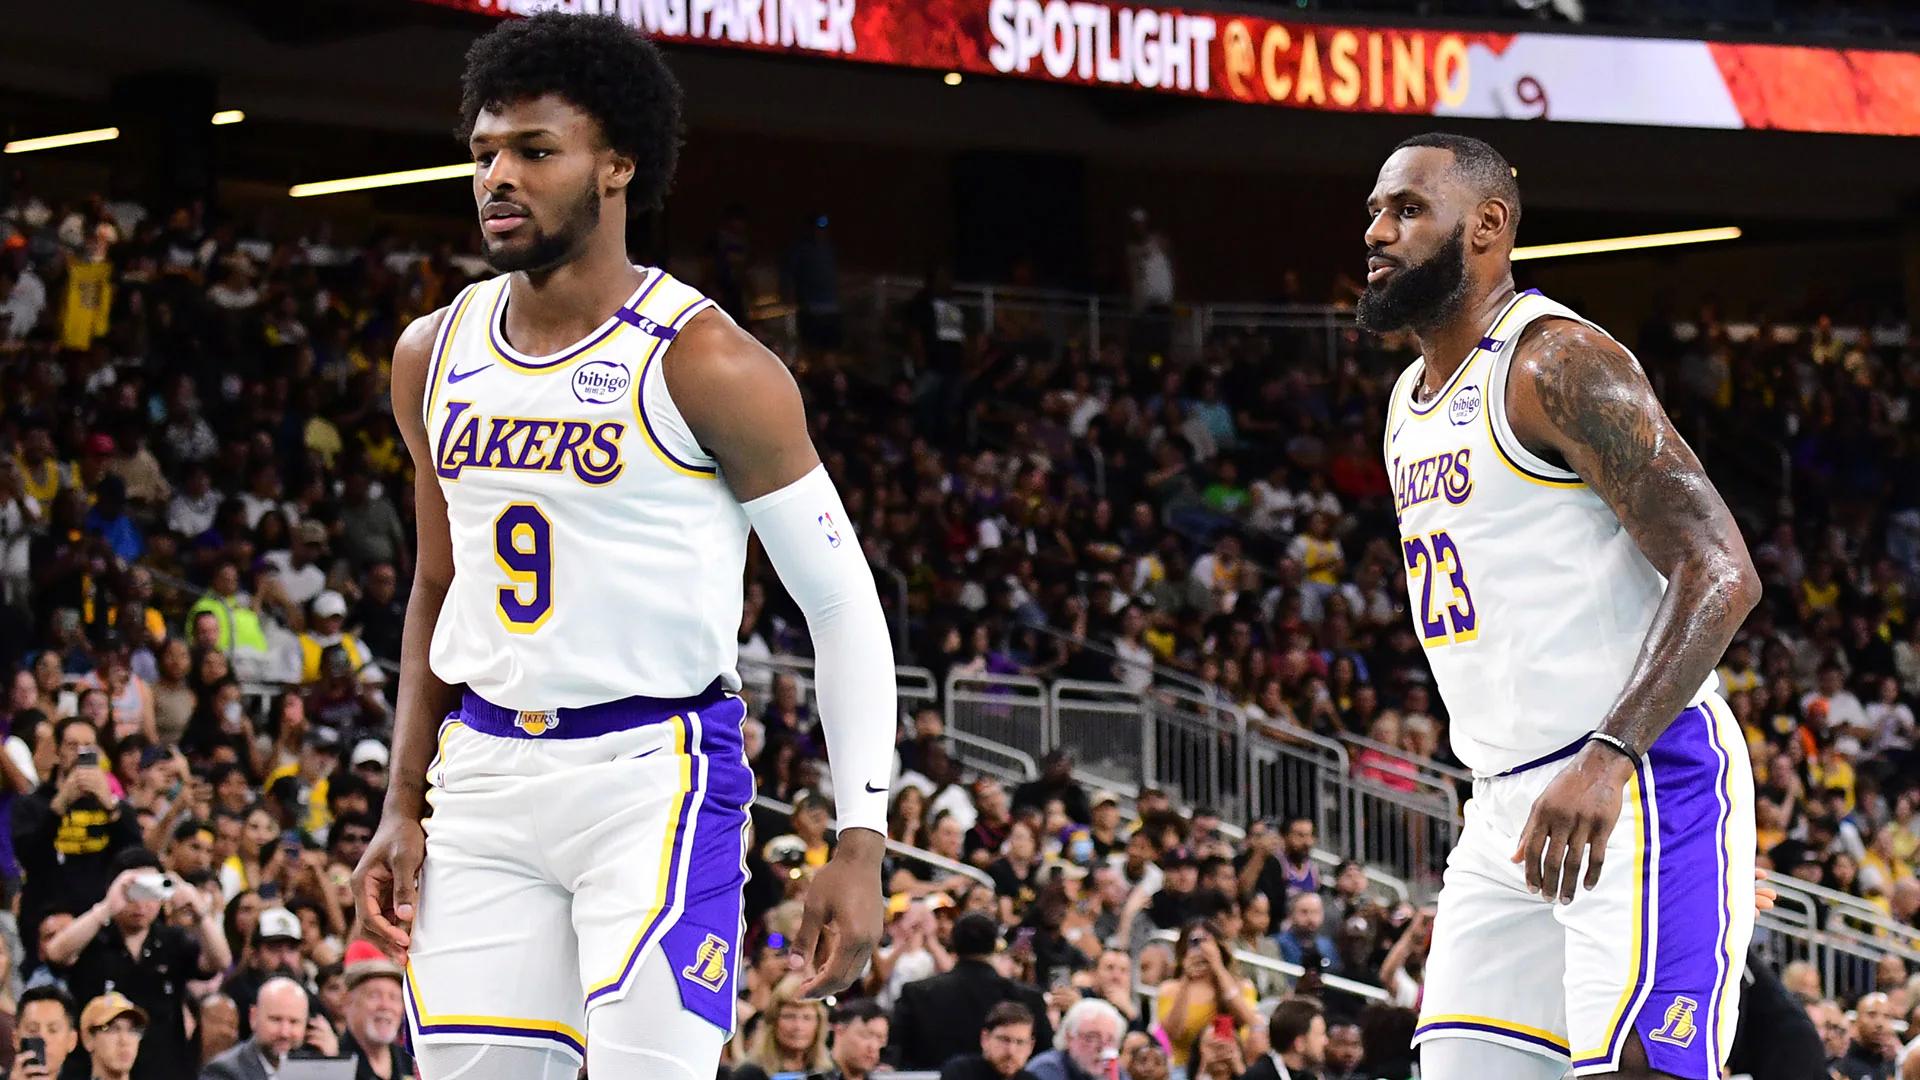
[353,814,426,952]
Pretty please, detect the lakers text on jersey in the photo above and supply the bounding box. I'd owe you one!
[422,267,750,709]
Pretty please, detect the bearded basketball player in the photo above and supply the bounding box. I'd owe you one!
[353,13,892,1079]
[1361,132,1761,1080]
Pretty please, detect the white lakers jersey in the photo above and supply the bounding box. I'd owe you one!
[1382,289,1715,776]
[421,268,749,709]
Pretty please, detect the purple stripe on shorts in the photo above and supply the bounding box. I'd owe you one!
[1635,704,1730,1080]
[1414,1021,1569,1057]
[657,694,754,1033]
[402,968,587,1058]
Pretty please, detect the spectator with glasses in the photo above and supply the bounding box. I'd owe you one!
[941,1001,1039,1080]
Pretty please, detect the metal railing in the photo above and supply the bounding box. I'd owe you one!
[1147,930,1391,1006]
[1338,730,1473,788]
[945,671,1050,767]
[1756,873,1916,1005]
[975,670,1447,897]
[1245,725,1355,865]
[752,793,995,891]
[946,728,1038,784]
[850,277,1363,374]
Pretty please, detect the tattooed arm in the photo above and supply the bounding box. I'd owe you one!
[1503,318,1761,902]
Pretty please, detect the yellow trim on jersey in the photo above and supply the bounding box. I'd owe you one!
[424,285,480,435]
[484,274,644,375]
[1417,1015,1571,1052]
[1575,767,1649,1063]
[585,713,694,997]
[1483,376,1586,489]
[631,293,720,481]
[1405,292,1528,419]
[405,959,587,1049]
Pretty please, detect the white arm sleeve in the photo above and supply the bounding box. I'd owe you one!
[741,464,896,835]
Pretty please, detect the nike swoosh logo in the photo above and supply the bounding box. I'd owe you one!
[1389,419,1408,444]
[447,363,493,384]
[628,747,661,760]
[864,781,887,794]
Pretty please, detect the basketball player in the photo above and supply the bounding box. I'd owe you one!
[351,14,893,1079]
[1361,133,1760,1080]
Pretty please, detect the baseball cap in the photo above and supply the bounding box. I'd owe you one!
[295,521,329,547]
[257,906,301,945]
[342,939,404,991]
[84,433,116,457]
[312,591,348,620]
[350,739,390,768]
[80,992,148,1032]
[1092,790,1122,809]
[305,726,342,754]
[763,835,808,865]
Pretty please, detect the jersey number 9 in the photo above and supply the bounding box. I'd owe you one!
[1403,529,1477,647]
[494,503,554,633]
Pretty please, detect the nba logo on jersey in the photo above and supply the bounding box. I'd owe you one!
[682,933,730,991]
[818,512,842,549]
[514,709,559,736]
[1448,384,1482,426]
[1648,996,1700,1048]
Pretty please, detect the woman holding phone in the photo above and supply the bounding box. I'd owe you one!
[1153,920,1258,1076]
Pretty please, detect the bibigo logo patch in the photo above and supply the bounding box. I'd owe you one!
[572,361,632,405]
[1448,384,1483,426]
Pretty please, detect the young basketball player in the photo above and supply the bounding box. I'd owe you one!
[352,14,893,1079]
[1363,133,1760,1080]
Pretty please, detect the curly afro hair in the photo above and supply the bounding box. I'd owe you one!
[457,12,684,212]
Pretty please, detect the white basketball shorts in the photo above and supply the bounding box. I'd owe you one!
[402,682,753,1066]
[1413,693,1757,1079]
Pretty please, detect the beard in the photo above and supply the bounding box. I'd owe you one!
[483,178,601,274]
[1356,223,1470,334]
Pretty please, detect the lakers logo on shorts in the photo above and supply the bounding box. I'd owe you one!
[515,710,559,736]
[1649,996,1699,1048]
[682,933,730,992]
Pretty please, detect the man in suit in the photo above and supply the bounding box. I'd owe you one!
[199,977,337,1080]
[1243,997,1327,1080]
[890,913,1052,1070]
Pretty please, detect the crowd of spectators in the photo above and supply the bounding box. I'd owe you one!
[0,168,1917,1080]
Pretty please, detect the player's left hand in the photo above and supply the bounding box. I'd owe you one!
[788,827,884,999]
[1513,742,1635,903]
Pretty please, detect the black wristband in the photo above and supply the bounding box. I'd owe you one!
[1588,731,1640,767]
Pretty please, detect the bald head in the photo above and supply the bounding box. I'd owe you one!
[252,977,309,1063]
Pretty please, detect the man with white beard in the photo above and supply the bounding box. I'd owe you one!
[337,946,414,1080]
